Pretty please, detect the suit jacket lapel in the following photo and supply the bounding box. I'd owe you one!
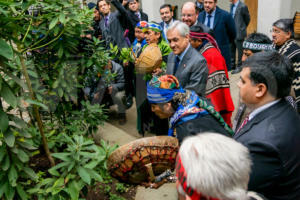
[234,3,242,19]
[234,100,285,139]
[175,46,192,75]
[213,7,221,29]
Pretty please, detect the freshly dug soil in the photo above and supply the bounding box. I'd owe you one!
[86,179,137,200]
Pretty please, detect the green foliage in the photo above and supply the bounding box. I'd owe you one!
[28,136,117,200]
[115,183,128,193]
[0,0,116,199]
[119,48,135,64]
[0,120,38,200]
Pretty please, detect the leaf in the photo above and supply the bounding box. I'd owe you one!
[84,160,99,169]
[48,168,60,177]
[25,99,49,111]
[87,169,103,182]
[27,70,38,78]
[77,166,91,185]
[51,152,71,162]
[68,180,79,200]
[16,185,28,200]
[17,149,29,163]
[58,88,63,98]
[4,183,15,200]
[58,45,63,58]
[4,131,15,147]
[1,81,17,108]
[23,167,38,181]
[0,109,9,132]
[49,17,59,30]
[53,177,64,188]
[0,38,13,60]
[52,80,59,89]
[8,165,18,187]
[2,155,10,171]
[0,181,8,198]
[59,13,66,24]
[0,146,6,163]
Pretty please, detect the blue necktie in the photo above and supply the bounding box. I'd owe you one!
[230,4,235,17]
[207,14,212,28]
[174,56,180,74]
[104,16,109,27]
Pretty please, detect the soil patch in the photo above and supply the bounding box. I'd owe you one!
[87,179,137,200]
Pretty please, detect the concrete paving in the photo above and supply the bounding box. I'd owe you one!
[97,73,241,200]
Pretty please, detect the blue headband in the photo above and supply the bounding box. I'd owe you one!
[147,83,185,104]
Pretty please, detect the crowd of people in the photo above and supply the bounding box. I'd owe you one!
[85,0,300,199]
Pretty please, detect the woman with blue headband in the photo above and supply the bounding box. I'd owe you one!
[147,75,233,143]
[135,22,172,135]
[142,22,171,68]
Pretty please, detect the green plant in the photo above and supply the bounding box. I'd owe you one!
[28,136,118,199]
[115,183,128,193]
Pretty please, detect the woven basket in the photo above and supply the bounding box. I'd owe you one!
[107,136,178,184]
[135,43,162,74]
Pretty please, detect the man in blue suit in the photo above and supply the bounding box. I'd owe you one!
[198,0,236,70]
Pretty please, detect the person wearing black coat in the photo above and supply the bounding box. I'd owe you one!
[234,51,300,200]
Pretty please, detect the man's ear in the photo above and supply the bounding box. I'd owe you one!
[255,83,267,98]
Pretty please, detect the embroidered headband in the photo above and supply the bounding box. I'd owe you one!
[189,32,220,51]
[141,22,163,33]
[242,41,274,51]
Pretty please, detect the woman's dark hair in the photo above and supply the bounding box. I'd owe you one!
[273,18,294,38]
[242,51,294,98]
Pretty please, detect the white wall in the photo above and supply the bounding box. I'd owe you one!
[257,0,300,37]
[141,0,165,22]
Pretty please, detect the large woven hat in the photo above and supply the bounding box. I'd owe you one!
[107,136,178,184]
[135,43,162,74]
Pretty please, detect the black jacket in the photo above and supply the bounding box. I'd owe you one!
[175,114,230,144]
[234,99,300,200]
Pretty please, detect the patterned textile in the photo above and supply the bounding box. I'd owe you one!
[136,21,148,29]
[276,39,300,111]
[190,32,220,52]
[198,42,235,127]
[243,41,274,51]
[147,75,183,104]
[147,75,234,136]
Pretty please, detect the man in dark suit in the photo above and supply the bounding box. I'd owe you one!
[98,0,129,49]
[234,51,300,200]
[159,4,177,41]
[198,0,236,71]
[181,2,213,36]
[166,21,208,96]
[230,0,250,74]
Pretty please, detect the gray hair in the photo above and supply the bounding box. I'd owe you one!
[178,133,252,200]
[167,21,190,37]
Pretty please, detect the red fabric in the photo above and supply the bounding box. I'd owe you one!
[176,154,220,200]
[202,47,234,127]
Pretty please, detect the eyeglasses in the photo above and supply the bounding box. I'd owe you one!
[182,14,195,18]
[270,29,281,34]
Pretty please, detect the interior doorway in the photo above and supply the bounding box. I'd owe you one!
[245,0,258,35]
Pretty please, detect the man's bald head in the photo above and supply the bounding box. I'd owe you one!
[181,2,199,27]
